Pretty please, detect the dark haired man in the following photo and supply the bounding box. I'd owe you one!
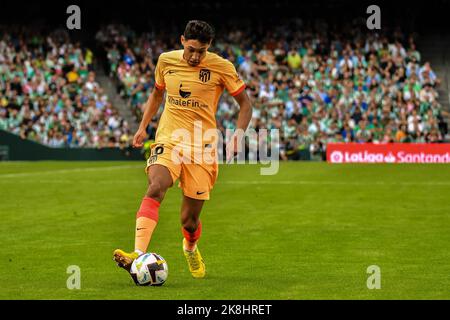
[113,20,252,279]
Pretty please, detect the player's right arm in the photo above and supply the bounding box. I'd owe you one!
[133,55,166,148]
[133,87,165,148]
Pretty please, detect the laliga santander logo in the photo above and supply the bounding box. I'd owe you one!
[329,143,450,163]
[329,150,397,163]
[330,151,344,163]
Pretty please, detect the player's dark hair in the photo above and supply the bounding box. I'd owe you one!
[183,20,215,44]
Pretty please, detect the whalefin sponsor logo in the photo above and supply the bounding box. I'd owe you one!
[167,95,209,108]
[179,83,191,98]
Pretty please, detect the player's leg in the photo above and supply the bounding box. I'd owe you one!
[114,164,174,271]
[135,164,174,253]
[179,160,218,278]
[181,195,204,251]
[114,143,181,272]
[180,195,206,278]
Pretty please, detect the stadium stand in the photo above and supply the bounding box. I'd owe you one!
[1,19,449,161]
[97,20,449,160]
[0,26,132,148]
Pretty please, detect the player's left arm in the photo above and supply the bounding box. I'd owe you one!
[226,89,252,161]
[232,89,252,133]
[220,59,253,160]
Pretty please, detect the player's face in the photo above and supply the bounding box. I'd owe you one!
[181,36,210,67]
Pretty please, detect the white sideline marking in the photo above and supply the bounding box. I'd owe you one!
[1,178,449,186]
[0,165,448,185]
[0,164,143,178]
[223,180,450,186]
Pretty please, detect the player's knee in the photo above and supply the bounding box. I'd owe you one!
[181,216,199,233]
[145,180,166,202]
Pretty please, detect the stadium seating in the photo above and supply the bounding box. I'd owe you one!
[0,27,131,148]
[2,22,448,159]
[97,21,449,160]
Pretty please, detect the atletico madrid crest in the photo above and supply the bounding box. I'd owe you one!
[199,69,211,82]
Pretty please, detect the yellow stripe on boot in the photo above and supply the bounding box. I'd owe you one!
[113,249,139,272]
[182,239,206,278]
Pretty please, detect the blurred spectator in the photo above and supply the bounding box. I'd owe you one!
[0,26,131,148]
[96,20,448,160]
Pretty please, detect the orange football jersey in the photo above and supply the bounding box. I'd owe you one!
[153,49,245,151]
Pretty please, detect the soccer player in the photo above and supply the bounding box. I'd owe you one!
[113,20,252,279]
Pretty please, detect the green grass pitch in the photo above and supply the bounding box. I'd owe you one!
[0,161,449,299]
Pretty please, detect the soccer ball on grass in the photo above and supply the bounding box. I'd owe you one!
[130,253,168,286]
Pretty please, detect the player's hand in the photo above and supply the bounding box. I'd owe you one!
[132,128,147,148]
[226,133,239,163]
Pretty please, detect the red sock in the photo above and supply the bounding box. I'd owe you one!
[136,197,160,221]
[182,221,202,251]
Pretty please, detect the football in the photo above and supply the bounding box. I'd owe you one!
[130,253,169,286]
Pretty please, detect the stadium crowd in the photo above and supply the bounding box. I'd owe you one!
[1,21,449,159]
[0,27,131,148]
[97,20,448,160]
